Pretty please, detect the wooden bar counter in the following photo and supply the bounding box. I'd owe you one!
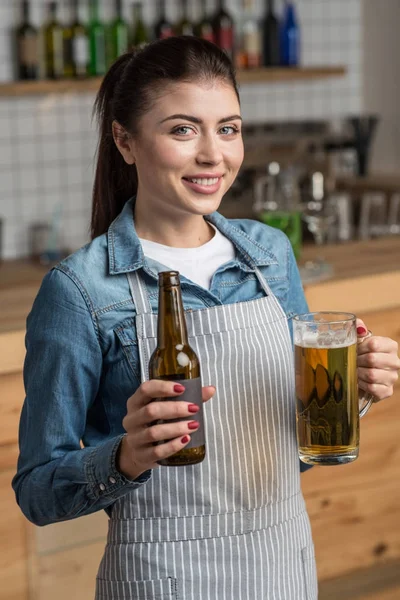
[0,236,399,599]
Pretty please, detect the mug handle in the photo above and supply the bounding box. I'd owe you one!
[358,329,375,418]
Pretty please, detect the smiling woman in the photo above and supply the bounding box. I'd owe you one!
[12,35,400,600]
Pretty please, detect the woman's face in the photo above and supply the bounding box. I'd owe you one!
[125,80,244,219]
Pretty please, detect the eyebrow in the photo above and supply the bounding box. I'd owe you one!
[159,113,242,125]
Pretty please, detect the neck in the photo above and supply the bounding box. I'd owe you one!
[134,195,215,248]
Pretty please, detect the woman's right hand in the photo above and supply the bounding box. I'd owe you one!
[117,380,215,480]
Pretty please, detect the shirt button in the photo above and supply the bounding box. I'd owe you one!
[109,477,116,484]
[99,483,106,491]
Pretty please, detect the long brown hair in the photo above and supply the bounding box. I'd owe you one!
[91,36,239,239]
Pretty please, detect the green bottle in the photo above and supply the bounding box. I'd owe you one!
[43,2,63,79]
[63,0,88,78]
[131,2,149,49]
[108,0,129,67]
[88,0,106,76]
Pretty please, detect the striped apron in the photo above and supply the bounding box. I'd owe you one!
[96,268,318,600]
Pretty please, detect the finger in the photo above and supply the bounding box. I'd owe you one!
[141,434,191,465]
[356,319,368,337]
[124,400,199,430]
[358,367,399,386]
[202,385,216,403]
[357,336,399,355]
[127,379,186,410]
[358,352,400,370]
[138,419,200,445]
[358,379,393,401]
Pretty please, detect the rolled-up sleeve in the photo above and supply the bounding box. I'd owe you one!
[12,268,150,527]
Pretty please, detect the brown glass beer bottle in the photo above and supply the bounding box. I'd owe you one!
[149,271,206,466]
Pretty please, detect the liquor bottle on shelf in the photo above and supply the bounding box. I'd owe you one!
[43,1,64,79]
[16,0,38,80]
[195,0,215,43]
[212,0,234,62]
[280,1,300,66]
[241,0,262,69]
[88,0,107,76]
[108,0,129,66]
[131,2,149,49]
[154,0,174,40]
[262,0,280,67]
[175,0,194,36]
[149,271,206,467]
[63,0,89,78]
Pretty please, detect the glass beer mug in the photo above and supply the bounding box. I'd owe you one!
[293,312,374,466]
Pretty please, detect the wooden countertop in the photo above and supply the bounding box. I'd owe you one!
[1,236,400,374]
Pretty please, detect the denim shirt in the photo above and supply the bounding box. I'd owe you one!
[12,198,310,527]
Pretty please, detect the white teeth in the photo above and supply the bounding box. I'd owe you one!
[189,177,219,186]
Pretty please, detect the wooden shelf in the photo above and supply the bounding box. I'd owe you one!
[0,66,346,97]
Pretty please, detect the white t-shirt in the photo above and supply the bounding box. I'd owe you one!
[139,224,236,290]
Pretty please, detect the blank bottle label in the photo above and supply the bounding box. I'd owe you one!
[160,377,205,449]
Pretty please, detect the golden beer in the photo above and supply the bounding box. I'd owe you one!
[295,342,359,465]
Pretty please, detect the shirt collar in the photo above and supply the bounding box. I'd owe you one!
[108,197,278,275]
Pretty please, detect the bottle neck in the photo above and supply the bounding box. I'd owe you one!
[71,0,79,22]
[115,0,123,18]
[90,0,99,21]
[181,0,189,20]
[157,0,166,19]
[133,4,143,21]
[267,0,275,13]
[22,1,30,22]
[49,2,57,20]
[157,281,189,349]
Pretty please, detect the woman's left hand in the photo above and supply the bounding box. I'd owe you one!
[356,319,400,402]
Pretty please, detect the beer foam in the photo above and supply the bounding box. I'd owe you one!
[294,331,357,349]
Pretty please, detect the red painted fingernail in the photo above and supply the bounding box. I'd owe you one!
[357,327,367,335]
[181,436,190,444]
[174,384,185,393]
[188,404,199,413]
[188,421,199,430]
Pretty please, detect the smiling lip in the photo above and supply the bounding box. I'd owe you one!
[182,174,224,195]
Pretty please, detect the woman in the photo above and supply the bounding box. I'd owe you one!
[13,37,399,599]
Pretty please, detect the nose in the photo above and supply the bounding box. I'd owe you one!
[195,132,223,166]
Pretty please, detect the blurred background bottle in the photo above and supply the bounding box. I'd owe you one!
[280,1,300,67]
[16,0,38,80]
[212,0,234,61]
[253,162,302,259]
[154,0,174,40]
[43,2,64,79]
[63,0,88,78]
[175,0,194,36]
[108,0,129,66]
[88,0,107,75]
[131,2,149,49]
[195,0,215,43]
[241,0,262,69]
[262,0,280,67]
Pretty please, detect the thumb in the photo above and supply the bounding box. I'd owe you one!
[356,318,368,339]
[202,385,216,403]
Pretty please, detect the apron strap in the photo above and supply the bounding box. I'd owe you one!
[127,271,153,315]
[253,266,272,296]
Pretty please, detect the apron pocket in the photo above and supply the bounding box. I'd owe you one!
[301,546,318,600]
[96,577,178,599]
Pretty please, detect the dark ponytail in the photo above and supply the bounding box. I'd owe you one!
[91,36,239,239]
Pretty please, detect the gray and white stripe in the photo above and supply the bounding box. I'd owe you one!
[96,268,318,599]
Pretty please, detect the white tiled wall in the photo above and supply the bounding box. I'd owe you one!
[0,0,363,259]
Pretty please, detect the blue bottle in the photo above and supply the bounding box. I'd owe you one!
[280,1,300,66]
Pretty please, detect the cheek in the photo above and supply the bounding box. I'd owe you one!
[146,139,192,172]
[226,140,244,171]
